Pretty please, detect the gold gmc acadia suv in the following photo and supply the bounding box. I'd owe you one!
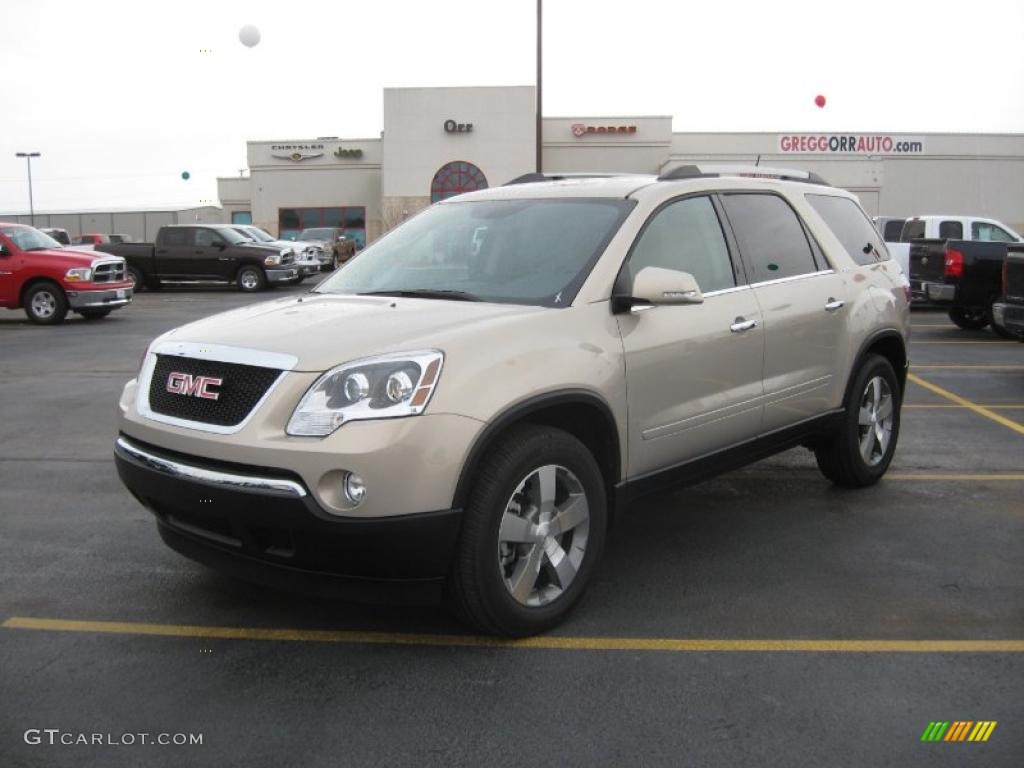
[114,166,910,636]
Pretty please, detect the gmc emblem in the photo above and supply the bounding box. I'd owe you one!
[166,372,223,401]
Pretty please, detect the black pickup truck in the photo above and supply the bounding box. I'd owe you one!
[993,245,1024,340]
[96,224,299,292]
[909,238,1016,336]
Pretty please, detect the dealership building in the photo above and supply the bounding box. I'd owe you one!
[214,85,1024,246]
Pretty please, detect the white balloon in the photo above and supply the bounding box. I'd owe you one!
[239,25,261,48]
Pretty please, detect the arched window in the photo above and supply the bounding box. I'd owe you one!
[430,161,488,203]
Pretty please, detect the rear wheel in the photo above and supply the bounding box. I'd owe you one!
[236,266,266,292]
[814,354,900,488]
[78,309,111,320]
[23,282,68,325]
[448,424,607,637]
[948,307,989,330]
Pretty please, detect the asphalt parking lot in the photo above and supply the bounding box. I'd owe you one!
[1,288,1022,767]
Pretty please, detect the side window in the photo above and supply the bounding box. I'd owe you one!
[900,220,925,241]
[161,228,188,247]
[939,220,963,239]
[194,228,220,247]
[628,196,736,293]
[720,194,818,282]
[972,222,1016,242]
[883,219,905,241]
[806,194,887,267]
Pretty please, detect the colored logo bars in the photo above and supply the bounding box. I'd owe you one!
[921,721,997,742]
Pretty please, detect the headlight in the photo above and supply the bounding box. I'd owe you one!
[65,267,92,281]
[287,350,444,437]
[264,251,282,266]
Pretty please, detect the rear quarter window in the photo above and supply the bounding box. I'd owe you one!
[882,219,905,241]
[806,194,886,267]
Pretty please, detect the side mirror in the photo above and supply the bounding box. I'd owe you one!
[627,267,704,311]
[0,243,9,256]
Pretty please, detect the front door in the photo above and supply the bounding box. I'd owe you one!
[618,195,765,478]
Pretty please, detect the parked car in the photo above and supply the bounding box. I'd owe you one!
[71,233,112,251]
[909,238,1018,336]
[230,225,322,281]
[113,166,910,636]
[885,215,1022,284]
[298,227,357,270]
[39,227,71,246]
[96,224,298,292]
[0,223,132,324]
[992,245,1024,340]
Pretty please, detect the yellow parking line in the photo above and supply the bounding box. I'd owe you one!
[910,364,1024,370]
[905,404,1024,409]
[3,617,1023,653]
[907,373,1024,437]
[886,473,1024,481]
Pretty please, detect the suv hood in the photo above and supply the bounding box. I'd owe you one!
[157,293,547,372]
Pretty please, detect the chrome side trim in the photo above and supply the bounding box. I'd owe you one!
[701,284,751,299]
[115,436,307,498]
[750,269,834,289]
[137,341,298,435]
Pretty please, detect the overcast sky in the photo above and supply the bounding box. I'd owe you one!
[2,0,1022,212]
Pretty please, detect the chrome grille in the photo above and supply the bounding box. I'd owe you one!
[92,260,126,283]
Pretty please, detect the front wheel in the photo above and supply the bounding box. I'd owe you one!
[126,267,146,292]
[948,307,989,330]
[236,266,267,292]
[448,424,607,637]
[23,282,68,325]
[814,354,901,488]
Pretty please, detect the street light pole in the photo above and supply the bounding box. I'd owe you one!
[15,152,41,225]
[536,0,542,173]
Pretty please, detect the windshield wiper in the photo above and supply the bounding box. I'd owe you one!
[357,289,483,302]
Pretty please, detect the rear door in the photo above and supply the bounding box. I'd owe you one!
[154,227,193,278]
[618,194,765,478]
[720,192,848,433]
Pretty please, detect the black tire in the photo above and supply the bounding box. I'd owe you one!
[448,424,607,637]
[236,265,267,292]
[948,306,989,330]
[126,267,146,293]
[78,309,111,320]
[23,282,69,325]
[814,354,901,488]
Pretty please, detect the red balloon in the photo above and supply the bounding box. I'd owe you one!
[814,94,826,108]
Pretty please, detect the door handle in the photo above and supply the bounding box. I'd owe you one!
[730,318,757,333]
[824,298,845,312]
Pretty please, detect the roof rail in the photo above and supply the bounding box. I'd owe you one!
[657,164,830,186]
[504,172,632,186]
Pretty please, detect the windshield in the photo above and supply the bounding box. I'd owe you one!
[242,226,275,243]
[300,228,334,240]
[0,225,62,251]
[315,198,633,307]
[216,227,249,244]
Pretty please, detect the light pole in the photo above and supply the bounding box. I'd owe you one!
[15,152,41,225]
[536,0,542,173]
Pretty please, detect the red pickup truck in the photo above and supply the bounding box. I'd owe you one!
[0,223,133,324]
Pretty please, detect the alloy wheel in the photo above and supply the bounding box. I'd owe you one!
[857,376,894,466]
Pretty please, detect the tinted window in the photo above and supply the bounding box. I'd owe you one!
[900,220,925,240]
[939,220,963,239]
[721,194,817,281]
[882,219,905,241]
[194,228,222,247]
[807,194,887,267]
[972,222,1016,242]
[161,228,188,246]
[629,196,735,293]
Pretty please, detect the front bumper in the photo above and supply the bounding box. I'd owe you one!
[66,285,133,310]
[114,435,463,602]
[296,260,321,277]
[265,267,300,284]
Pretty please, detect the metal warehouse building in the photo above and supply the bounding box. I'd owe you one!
[0,205,223,242]
[216,86,1024,245]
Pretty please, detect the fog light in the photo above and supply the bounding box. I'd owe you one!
[344,472,367,505]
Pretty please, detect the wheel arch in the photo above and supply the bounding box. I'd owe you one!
[846,329,908,402]
[19,277,66,307]
[452,390,623,515]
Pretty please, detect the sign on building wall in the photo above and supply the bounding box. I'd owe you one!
[572,123,637,137]
[778,134,925,154]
